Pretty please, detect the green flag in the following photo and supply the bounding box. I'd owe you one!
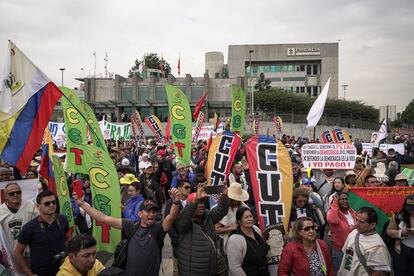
[61,87,88,174]
[52,155,76,238]
[231,84,246,134]
[165,84,192,165]
[78,143,122,252]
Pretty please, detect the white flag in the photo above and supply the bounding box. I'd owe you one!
[373,119,387,147]
[306,77,331,128]
[0,40,49,116]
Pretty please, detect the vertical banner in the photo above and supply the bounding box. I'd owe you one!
[205,131,241,186]
[230,84,246,134]
[52,155,76,238]
[273,116,283,134]
[245,135,293,232]
[164,116,171,144]
[192,111,205,143]
[332,128,352,144]
[131,110,146,143]
[213,112,221,132]
[61,87,88,174]
[145,114,164,142]
[165,84,192,166]
[253,118,260,135]
[321,130,335,143]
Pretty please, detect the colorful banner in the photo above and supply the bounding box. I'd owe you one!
[401,168,414,186]
[362,142,374,157]
[332,128,352,144]
[213,112,220,132]
[131,110,146,142]
[245,135,293,233]
[165,84,192,165]
[48,122,66,147]
[253,118,260,135]
[52,155,76,238]
[301,143,357,169]
[321,130,335,143]
[100,120,131,141]
[273,116,283,133]
[230,84,246,134]
[206,131,241,186]
[192,111,205,143]
[349,187,414,233]
[145,114,164,142]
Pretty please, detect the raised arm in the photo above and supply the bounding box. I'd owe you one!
[162,188,181,232]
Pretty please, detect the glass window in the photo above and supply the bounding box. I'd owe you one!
[313,64,319,75]
[271,65,277,72]
[264,66,270,73]
[155,107,168,122]
[300,87,305,93]
[155,86,166,101]
[282,65,288,72]
[191,86,204,102]
[287,65,294,72]
[120,86,133,101]
[283,77,305,82]
[296,87,300,93]
[300,65,305,72]
[270,77,281,82]
[139,107,151,117]
[252,66,258,76]
[306,65,312,75]
[138,86,149,102]
[312,87,318,97]
[307,86,311,96]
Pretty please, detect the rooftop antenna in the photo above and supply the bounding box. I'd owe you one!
[104,51,108,78]
[93,51,96,78]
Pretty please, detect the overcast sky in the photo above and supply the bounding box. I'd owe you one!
[1,0,413,111]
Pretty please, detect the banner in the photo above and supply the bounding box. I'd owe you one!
[362,143,374,157]
[321,130,335,143]
[253,118,260,135]
[379,143,405,155]
[372,119,387,147]
[206,131,241,186]
[273,116,283,134]
[230,84,246,134]
[192,111,205,143]
[52,155,76,238]
[245,135,293,233]
[165,84,192,165]
[131,110,146,142]
[401,168,414,186]
[301,143,357,169]
[145,114,164,142]
[349,187,414,233]
[48,122,66,147]
[332,128,352,144]
[100,120,131,141]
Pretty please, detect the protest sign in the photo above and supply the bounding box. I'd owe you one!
[48,122,66,147]
[379,143,405,155]
[301,143,357,169]
[401,168,414,186]
[362,143,374,157]
[100,120,131,140]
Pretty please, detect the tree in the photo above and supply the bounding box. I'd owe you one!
[128,53,171,78]
[254,73,272,91]
[401,99,414,126]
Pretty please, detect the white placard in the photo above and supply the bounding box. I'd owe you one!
[301,143,357,169]
[379,143,405,155]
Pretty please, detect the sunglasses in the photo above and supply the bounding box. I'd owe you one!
[42,200,56,207]
[8,190,22,196]
[178,167,186,171]
[183,186,191,190]
[302,225,317,232]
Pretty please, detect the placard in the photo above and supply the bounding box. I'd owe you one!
[302,143,357,169]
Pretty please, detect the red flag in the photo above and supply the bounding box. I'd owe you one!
[164,116,171,144]
[177,54,181,76]
[206,133,213,151]
[193,93,207,120]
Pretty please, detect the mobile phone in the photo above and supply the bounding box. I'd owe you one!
[71,179,84,198]
[205,185,223,194]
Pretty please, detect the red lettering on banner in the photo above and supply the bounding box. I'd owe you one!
[67,226,75,237]
[96,221,110,243]
[70,148,84,165]
[175,142,185,157]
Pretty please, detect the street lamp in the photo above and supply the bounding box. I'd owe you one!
[342,84,348,100]
[249,50,254,116]
[59,68,65,86]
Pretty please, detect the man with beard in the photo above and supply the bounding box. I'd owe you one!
[229,162,247,190]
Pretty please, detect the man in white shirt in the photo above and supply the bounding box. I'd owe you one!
[338,206,391,276]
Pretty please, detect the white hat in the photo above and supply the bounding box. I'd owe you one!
[142,153,149,158]
[121,158,130,166]
[143,162,153,169]
[227,182,249,202]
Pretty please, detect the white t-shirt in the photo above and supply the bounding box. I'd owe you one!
[0,200,39,249]
[338,229,391,276]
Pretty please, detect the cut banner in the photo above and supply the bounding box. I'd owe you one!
[165,84,192,166]
[145,114,164,142]
[301,143,357,169]
[349,187,414,233]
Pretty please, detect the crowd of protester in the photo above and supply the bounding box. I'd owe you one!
[0,132,413,276]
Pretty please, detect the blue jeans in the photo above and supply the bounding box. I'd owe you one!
[332,247,344,272]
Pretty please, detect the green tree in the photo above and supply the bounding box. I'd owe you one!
[254,73,272,91]
[128,53,171,77]
[401,99,414,125]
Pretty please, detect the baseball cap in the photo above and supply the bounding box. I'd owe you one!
[143,162,153,169]
[157,150,166,157]
[121,158,130,166]
[139,200,159,211]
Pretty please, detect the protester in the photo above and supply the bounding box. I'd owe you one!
[323,177,346,212]
[314,169,336,198]
[0,167,11,181]
[122,182,145,221]
[354,157,370,186]
[278,217,334,276]
[338,207,391,275]
[15,190,71,276]
[140,161,163,210]
[386,194,414,276]
[0,183,39,251]
[229,162,247,190]
[326,192,357,272]
[227,207,269,276]
[394,173,409,186]
[215,182,249,247]
[74,188,181,276]
[119,173,139,204]
[175,183,229,276]
[344,170,357,187]
[364,174,381,187]
[171,162,195,188]
[57,234,105,276]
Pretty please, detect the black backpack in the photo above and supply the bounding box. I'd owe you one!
[381,216,399,254]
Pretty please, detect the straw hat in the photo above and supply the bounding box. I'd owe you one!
[228,182,249,202]
[395,174,408,181]
[120,174,139,185]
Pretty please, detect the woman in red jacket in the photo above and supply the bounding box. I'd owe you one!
[326,192,356,272]
[278,217,334,276]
